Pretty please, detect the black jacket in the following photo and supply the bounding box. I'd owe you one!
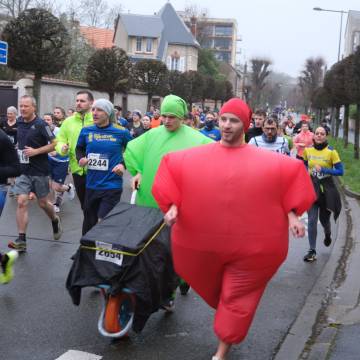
[245,127,263,143]
[311,176,341,220]
[0,129,20,184]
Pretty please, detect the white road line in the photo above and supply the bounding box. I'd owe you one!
[55,350,102,360]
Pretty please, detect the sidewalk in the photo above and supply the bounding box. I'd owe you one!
[274,193,360,360]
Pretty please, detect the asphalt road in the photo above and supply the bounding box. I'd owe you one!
[0,172,336,360]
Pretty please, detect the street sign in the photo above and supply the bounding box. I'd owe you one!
[0,40,8,65]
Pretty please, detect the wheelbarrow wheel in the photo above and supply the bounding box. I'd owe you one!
[98,290,136,338]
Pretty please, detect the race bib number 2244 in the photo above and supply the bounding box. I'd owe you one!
[87,153,109,171]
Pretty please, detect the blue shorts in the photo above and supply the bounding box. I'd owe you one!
[49,157,69,184]
[0,190,6,217]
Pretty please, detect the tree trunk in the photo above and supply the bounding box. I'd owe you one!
[330,107,336,137]
[147,94,152,111]
[355,105,360,159]
[109,92,115,103]
[33,74,42,113]
[343,104,349,148]
[319,109,323,127]
[335,106,340,139]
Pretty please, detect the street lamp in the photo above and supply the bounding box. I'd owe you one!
[313,7,348,61]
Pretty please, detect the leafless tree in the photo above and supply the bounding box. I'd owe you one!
[0,0,56,18]
[183,4,209,46]
[249,58,272,109]
[77,0,122,28]
[298,57,326,113]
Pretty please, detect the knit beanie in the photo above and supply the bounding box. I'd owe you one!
[219,98,252,132]
[93,99,116,123]
[160,94,188,119]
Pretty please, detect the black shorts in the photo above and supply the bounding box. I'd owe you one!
[83,188,122,234]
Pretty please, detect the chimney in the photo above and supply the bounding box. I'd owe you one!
[190,16,197,37]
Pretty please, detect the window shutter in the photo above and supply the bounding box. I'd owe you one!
[167,56,171,70]
[180,57,185,72]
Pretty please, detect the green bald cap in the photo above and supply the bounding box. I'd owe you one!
[160,94,188,119]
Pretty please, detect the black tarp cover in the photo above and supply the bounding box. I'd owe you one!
[66,202,176,332]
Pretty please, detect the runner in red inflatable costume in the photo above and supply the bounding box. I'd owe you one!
[152,98,316,360]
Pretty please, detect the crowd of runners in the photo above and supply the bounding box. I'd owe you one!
[0,92,343,360]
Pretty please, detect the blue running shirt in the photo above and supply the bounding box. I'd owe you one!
[77,124,132,190]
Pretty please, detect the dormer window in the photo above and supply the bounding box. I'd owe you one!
[146,38,153,52]
[171,51,180,70]
[136,37,142,51]
[171,57,179,70]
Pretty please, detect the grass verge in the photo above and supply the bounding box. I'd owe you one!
[328,137,360,194]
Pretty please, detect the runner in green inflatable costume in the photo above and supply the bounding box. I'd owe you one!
[124,94,213,208]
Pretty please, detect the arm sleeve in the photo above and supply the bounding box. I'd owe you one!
[40,123,56,143]
[322,162,344,176]
[122,129,133,149]
[75,129,87,162]
[248,138,256,146]
[293,134,301,146]
[281,159,316,216]
[123,132,147,176]
[152,153,182,214]
[0,134,21,178]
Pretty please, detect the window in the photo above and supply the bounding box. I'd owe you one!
[136,37,142,52]
[353,31,360,53]
[202,25,214,36]
[214,38,231,49]
[146,38,152,52]
[171,57,180,71]
[215,25,233,36]
[214,52,231,63]
[201,38,213,49]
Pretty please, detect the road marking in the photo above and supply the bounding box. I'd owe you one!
[55,350,102,360]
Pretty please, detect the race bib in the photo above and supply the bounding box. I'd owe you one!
[17,149,29,164]
[311,168,327,180]
[87,153,109,171]
[95,241,123,266]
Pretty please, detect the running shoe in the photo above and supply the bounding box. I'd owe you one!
[179,280,190,295]
[0,250,18,284]
[52,215,63,240]
[67,183,75,201]
[324,234,332,247]
[53,204,60,213]
[303,249,317,262]
[8,238,27,252]
[161,299,175,313]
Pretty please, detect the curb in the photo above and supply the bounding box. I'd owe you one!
[273,192,355,360]
[334,177,360,200]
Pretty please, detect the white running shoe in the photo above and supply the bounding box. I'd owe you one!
[67,183,75,201]
[53,204,60,213]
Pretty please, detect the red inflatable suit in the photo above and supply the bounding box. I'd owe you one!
[152,143,316,344]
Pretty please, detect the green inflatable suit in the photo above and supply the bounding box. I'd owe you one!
[124,124,213,208]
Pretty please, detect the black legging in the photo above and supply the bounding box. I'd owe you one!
[72,174,86,211]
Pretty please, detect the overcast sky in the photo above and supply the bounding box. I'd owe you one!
[110,0,360,77]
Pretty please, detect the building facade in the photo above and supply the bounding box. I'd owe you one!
[179,14,238,67]
[344,10,360,57]
[113,3,199,72]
